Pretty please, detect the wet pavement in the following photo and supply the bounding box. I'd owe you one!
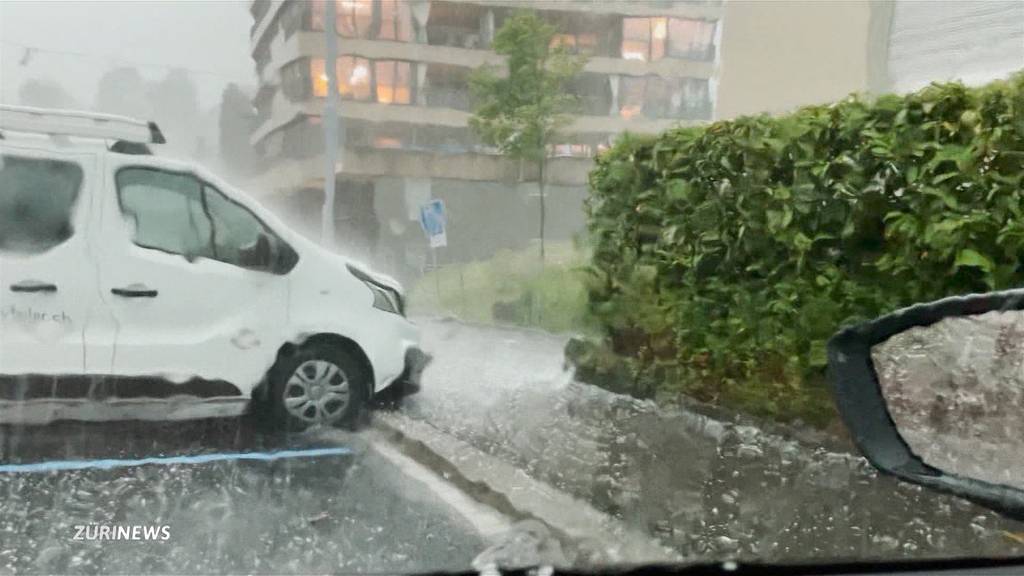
[403,318,1024,564]
[0,419,486,574]
[3,317,1024,573]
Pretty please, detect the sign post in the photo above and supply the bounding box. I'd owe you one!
[419,199,447,302]
[418,199,447,249]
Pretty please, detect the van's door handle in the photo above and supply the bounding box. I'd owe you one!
[111,284,158,298]
[10,280,58,293]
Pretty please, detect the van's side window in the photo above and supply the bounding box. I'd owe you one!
[202,183,275,268]
[116,168,287,271]
[0,155,83,255]
[116,168,214,260]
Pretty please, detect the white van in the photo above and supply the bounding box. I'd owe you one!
[0,105,428,430]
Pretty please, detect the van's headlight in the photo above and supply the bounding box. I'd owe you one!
[347,264,404,315]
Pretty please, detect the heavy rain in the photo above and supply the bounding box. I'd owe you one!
[1,1,1024,574]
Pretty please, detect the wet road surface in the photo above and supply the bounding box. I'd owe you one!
[0,419,486,574]
[3,317,1024,573]
[403,318,1024,563]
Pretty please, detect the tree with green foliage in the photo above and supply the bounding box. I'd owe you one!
[468,10,584,263]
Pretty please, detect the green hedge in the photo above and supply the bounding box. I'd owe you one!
[583,73,1024,426]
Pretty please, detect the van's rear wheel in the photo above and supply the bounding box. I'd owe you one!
[266,343,368,431]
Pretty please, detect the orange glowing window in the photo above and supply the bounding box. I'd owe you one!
[311,0,372,38]
[311,56,372,101]
[311,58,328,97]
[375,60,412,105]
[651,18,667,60]
[621,17,666,62]
[342,56,372,100]
[378,0,413,42]
[621,18,649,61]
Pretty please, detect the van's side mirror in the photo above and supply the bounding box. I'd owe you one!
[240,233,272,270]
[828,290,1024,521]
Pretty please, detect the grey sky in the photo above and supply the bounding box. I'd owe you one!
[0,0,254,109]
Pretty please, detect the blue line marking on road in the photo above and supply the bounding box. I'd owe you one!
[0,446,353,474]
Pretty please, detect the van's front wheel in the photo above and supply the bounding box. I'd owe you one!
[266,343,368,431]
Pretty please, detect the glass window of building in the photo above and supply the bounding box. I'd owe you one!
[377,0,413,42]
[424,64,472,111]
[426,1,484,48]
[681,77,711,117]
[550,32,598,56]
[621,17,667,61]
[644,75,674,119]
[568,72,613,117]
[619,75,646,118]
[341,56,373,100]
[311,57,372,100]
[310,0,373,39]
[375,60,413,104]
[668,18,716,60]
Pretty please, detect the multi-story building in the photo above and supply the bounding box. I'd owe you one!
[714,1,1023,120]
[247,0,723,279]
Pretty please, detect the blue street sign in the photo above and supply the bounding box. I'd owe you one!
[419,199,447,248]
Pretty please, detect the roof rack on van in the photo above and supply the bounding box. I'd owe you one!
[0,104,166,145]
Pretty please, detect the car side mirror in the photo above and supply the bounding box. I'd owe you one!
[828,290,1024,521]
[239,233,272,270]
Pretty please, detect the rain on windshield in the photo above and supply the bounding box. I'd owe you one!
[1,0,1023,573]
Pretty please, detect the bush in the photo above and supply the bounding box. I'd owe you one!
[583,73,1024,426]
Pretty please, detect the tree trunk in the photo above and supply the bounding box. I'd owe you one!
[538,154,546,265]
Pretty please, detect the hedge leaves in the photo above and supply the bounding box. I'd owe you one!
[583,73,1024,426]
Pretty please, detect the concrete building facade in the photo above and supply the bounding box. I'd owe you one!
[248,0,724,279]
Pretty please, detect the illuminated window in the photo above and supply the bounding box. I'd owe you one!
[619,76,646,119]
[342,56,372,100]
[621,18,649,61]
[668,18,716,60]
[375,60,412,104]
[652,18,667,60]
[311,59,328,97]
[310,0,372,38]
[339,0,373,37]
[621,17,666,62]
[311,57,372,101]
[377,0,413,42]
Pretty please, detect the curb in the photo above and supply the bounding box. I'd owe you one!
[370,412,682,566]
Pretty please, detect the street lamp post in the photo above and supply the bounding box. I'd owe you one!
[321,0,340,248]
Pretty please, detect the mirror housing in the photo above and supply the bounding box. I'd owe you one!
[239,233,272,270]
[828,290,1024,521]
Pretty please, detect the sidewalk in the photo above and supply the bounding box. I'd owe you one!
[401,318,1024,562]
